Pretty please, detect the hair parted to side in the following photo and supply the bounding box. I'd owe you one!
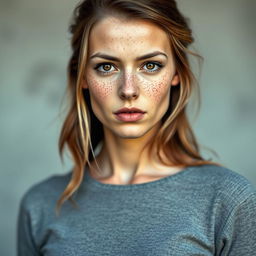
[56,0,222,216]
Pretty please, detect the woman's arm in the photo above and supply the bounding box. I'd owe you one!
[17,195,40,256]
[216,191,256,255]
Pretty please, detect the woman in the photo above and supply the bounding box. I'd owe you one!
[17,0,256,255]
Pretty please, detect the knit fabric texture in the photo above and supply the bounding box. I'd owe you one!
[17,164,256,255]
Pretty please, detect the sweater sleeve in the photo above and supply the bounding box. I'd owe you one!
[17,193,40,256]
[217,191,256,255]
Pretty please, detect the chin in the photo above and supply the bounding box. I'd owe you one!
[113,127,153,139]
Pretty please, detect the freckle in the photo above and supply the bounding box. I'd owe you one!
[87,77,114,100]
[138,71,171,103]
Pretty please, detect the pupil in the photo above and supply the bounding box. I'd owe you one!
[147,63,154,69]
[103,64,111,71]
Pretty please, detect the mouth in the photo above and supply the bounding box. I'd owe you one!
[117,111,144,114]
[114,107,146,115]
[114,112,145,122]
[114,107,146,122]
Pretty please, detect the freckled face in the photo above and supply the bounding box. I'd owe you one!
[84,16,180,138]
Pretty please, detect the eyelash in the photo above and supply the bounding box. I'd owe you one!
[93,61,164,75]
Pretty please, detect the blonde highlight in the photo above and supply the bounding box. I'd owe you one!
[56,0,222,216]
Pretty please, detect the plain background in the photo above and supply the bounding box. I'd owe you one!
[0,0,255,255]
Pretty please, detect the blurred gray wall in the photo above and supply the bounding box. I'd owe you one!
[0,0,255,255]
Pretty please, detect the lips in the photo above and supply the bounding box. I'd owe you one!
[114,112,145,122]
[114,107,146,122]
[114,107,145,114]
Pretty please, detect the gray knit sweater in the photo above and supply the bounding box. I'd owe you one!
[17,164,256,255]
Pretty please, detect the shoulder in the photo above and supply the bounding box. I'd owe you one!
[19,171,72,213]
[200,165,256,253]
[188,164,256,204]
[17,171,73,248]
[184,164,256,238]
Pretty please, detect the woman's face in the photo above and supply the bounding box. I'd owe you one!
[84,16,179,139]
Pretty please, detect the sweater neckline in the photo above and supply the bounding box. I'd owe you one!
[83,165,195,190]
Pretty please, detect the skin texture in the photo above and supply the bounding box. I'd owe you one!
[83,16,183,185]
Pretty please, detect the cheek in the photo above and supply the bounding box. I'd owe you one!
[87,75,114,101]
[139,72,171,103]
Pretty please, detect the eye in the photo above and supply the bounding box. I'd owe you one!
[141,61,163,73]
[94,63,116,74]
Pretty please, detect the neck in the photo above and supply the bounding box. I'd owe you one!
[89,123,161,184]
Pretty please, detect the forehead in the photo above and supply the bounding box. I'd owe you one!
[88,16,172,56]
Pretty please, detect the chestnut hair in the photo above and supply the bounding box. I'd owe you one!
[56,0,221,216]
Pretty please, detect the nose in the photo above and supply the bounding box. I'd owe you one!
[118,72,139,100]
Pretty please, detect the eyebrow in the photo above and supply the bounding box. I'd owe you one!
[89,51,168,61]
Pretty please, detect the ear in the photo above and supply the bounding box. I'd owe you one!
[171,72,180,86]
